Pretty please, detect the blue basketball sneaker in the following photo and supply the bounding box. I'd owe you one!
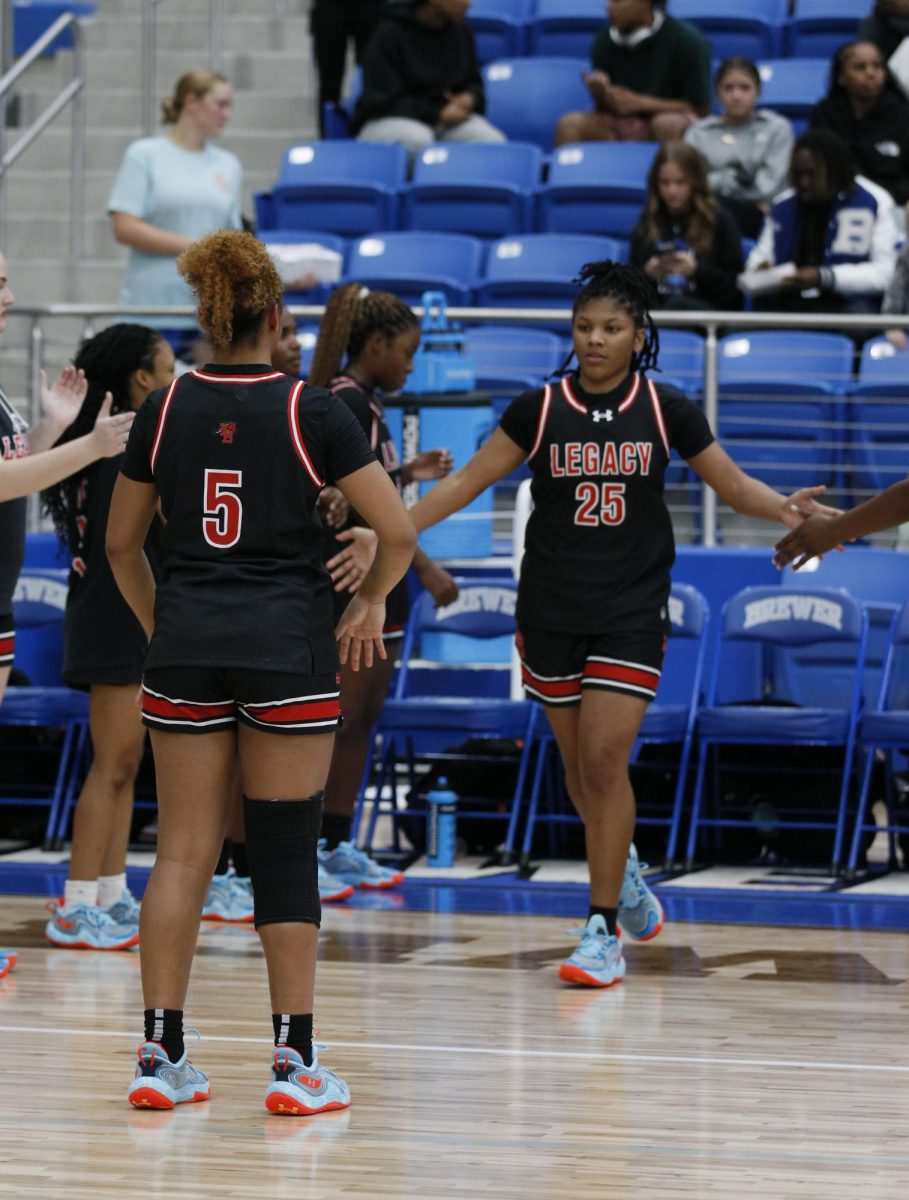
[558,914,626,988]
[318,862,354,903]
[318,839,404,890]
[201,869,254,923]
[265,1045,350,1116]
[128,1041,211,1110]
[617,843,664,942]
[45,901,139,951]
[106,889,141,927]
[0,949,15,979]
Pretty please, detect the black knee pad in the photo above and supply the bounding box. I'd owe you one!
[243,792,323,929]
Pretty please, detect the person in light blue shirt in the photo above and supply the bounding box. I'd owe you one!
[108,69,243,354]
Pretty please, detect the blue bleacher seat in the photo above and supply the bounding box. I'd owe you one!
[343,232,483,306]
[756,58,829,133]
[719,330,854,391]
[538,141,658,238]
[468,0,529,62]
[483,57,590,152]
[526,0,605,58]
[847,338,909,493]
[269,142,407,236]
[320,66,362,140]
[474,233,624,316]
[671,0,786,59]
[785,0,865,59]
[655,329,706,400]
[463,325,566,391]
[403,142,542,238]
[686,584,868,873]
[13,0,94,56]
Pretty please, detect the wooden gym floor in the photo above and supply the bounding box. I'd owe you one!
[0,894,907,1199]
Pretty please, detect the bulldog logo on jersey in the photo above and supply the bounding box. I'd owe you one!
[217,422,237,444]
[591,410,613,423]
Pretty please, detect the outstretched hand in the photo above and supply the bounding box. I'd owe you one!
[780,486,842,530]
[326,526,378,594]
[404,448,454,484]
[773,514,841,571]
[41,366,88,433]
[91,393,134,458]
[336,594,386,672]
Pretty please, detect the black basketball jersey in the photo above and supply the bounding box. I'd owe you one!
[0,386,30,610]
[499,371,714,634]
[120,363,376,672]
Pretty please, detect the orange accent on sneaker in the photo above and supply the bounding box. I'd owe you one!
[200,911,255,923]
[359,872,404,890]
[265,1093,349,1117]
[558,962,623,989]
[129,1087,175,1110]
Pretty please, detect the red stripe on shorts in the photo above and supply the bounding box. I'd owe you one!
[0,634,14,659]
[584,661,660,691]
[244,698,341,725]
[520,666,580,698]
[142,694,236,722]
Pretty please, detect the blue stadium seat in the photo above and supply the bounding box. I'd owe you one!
[474,234,624,315]
[483,57,590,152]
[756,58,829,133]
[403,142,542,237]
[463,325,566,391]
[320,66,362,140]
[538,141,658,238]
[671,0,787,59]
[343,232,484,306]
[353,579,537,861]
[785,0,865,59]
[719,330,854,390]
[656,329,706,400]
[270,142,407,236]
[686,584,868,873]
[468,0,529,62]
[258,230,345,306]
[526,0,605,58]
[848,340,909,490]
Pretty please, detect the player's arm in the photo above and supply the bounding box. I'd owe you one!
[408,427,526,534]
[774,479,909,569]
[688,441,839,525]
[106,475,159,638]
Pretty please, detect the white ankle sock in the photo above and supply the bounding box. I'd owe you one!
[63,879,98,910]
[97,873,127,908]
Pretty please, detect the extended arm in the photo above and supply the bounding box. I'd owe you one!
[774,479,909,569]
[689,441,838,525]
[408,427,527,534]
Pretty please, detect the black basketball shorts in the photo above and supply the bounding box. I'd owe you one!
[516,626,667,706]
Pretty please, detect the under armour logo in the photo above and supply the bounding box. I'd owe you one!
[591,409,613,423]
[217,422,237,444]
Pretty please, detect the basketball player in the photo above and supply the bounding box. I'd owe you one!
[107,231,416,1113]
[408,260,838,988]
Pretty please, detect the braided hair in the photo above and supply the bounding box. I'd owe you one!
[308,282,419,388]
[41,323,164,545]
[561,260,661,375]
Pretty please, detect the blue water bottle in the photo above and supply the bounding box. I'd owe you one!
[426,777,458,868]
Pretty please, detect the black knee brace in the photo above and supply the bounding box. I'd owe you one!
[243,791,323,929]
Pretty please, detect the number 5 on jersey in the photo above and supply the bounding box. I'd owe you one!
[203,468,243,548]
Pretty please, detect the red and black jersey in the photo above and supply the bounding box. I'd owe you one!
[499,371,714,635]
[120,362,376,672]
[0,386,30,611]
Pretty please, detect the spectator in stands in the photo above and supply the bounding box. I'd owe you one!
[353,0,505,166]
[684,58,794,240]
[860,1,909,96]
[630,142,744,311]
[744,129,901,313]
[553,0,712,147]
[809,41,909,209]
[310,0,384,137]
[108,69,243,359]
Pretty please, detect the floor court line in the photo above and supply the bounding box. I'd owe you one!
[1,1023,907,1076]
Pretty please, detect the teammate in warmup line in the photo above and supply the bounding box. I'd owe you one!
[773,476,909,568]
[408,260,838,988]
[307,282,458,893]
[107,231,416,1113]
[0,252,134,981]
[42,325,176,952]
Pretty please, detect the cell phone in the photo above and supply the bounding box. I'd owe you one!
[656,239,685,255]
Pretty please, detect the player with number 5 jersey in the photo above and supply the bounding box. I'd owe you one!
[408,260,839,989]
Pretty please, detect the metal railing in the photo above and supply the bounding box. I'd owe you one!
[142,0,225,135]
[0,4,86,256]
[5,303,909,547]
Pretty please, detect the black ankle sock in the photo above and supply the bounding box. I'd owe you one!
[214,839,232,877]
[273,1012,313,1066]
[588,905,618,937]
[321,812,351,851]
[144,1008,184,1062]
[232,840,249,878]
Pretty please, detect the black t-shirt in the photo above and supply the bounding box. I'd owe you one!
[499,372,714,634]
[120,363,376,672]
[0,387,30,612]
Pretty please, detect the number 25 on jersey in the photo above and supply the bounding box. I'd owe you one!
[574,481,626,527]
[203,468,243,548]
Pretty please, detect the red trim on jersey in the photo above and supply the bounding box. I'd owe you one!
[149,377,179,474]
[618,372,641,413]
[528,384,552,461]
[562,372,640,414]
[560,376,586,414]
[647,378,670,457]
[287,380,325,488]
[190,369,284,385]
[583,657,661,695]
[332,374,383,450]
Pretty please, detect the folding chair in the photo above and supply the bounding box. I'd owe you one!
[0,569,89,849]
[352,579,536,863]
[518,582,710,871]
[685,584,868,874]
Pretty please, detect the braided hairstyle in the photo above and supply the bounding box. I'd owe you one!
[178,230,283,350]
[42,323,164,545]
[308,282,419,388]
[561,260,661,375]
